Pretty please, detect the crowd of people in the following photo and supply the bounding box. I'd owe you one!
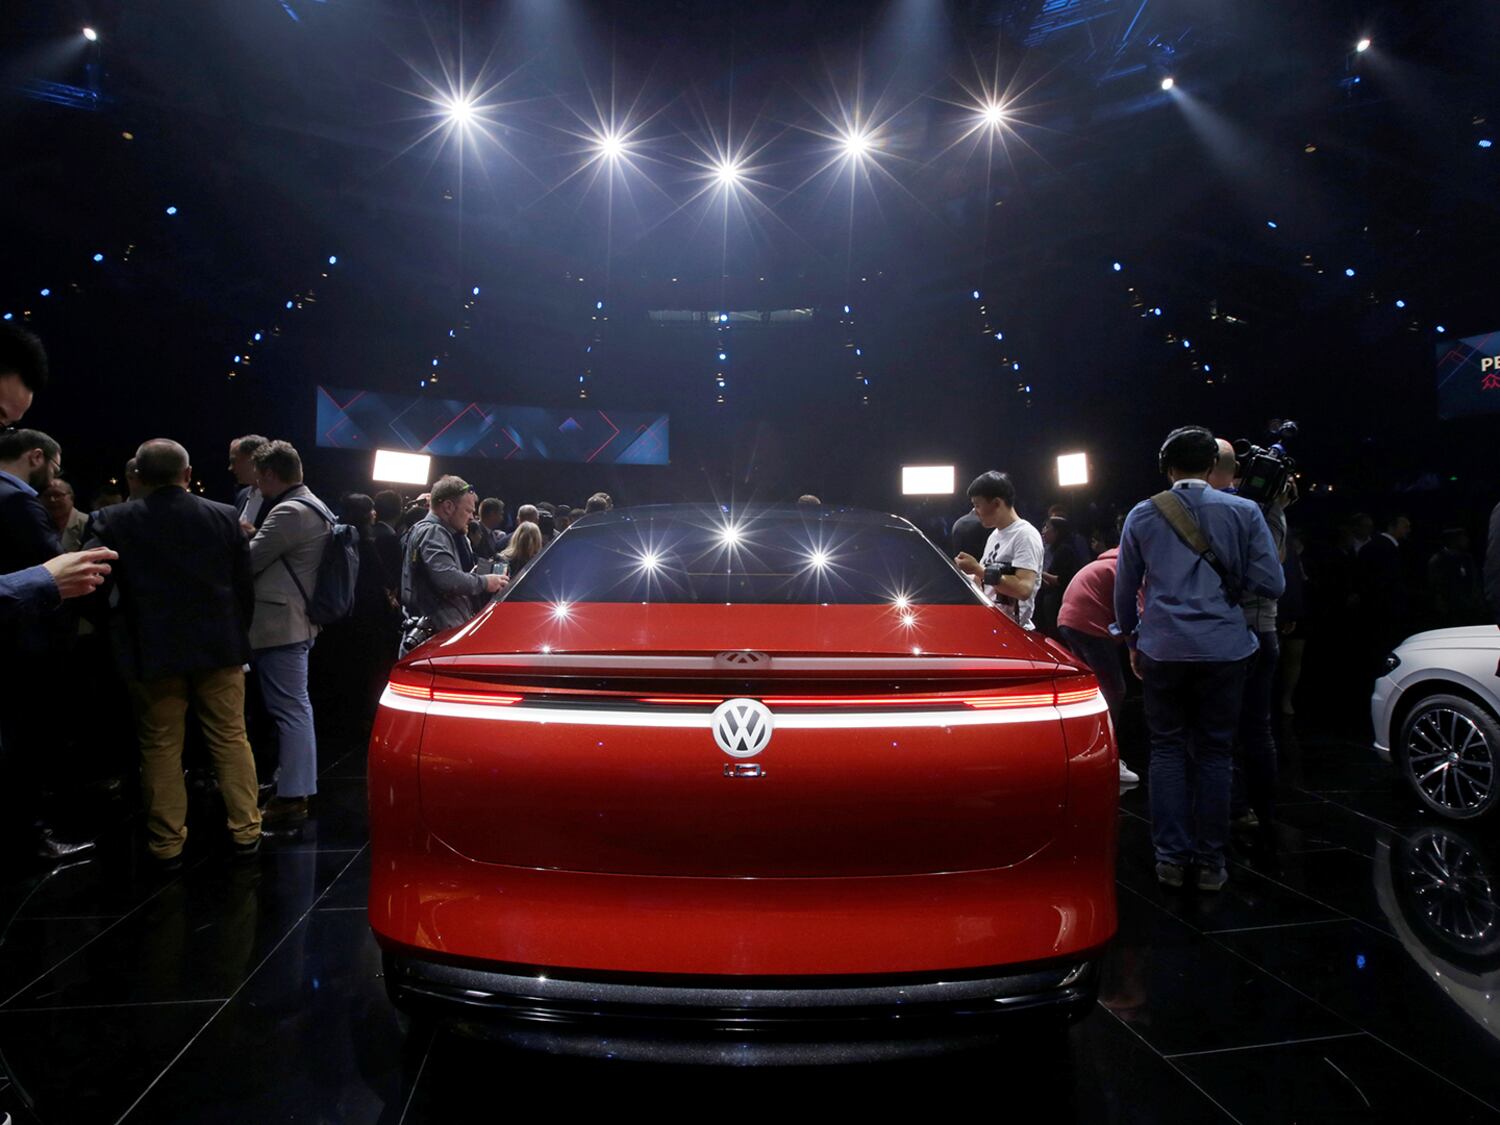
[0,320,618,872]
[944,431,1500,893]
[4,314,1499,899]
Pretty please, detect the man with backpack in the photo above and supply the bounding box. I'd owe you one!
[87,440,262,868]
[247,440,333,826]
[399,475,508,658]
[1115,426,1284,893]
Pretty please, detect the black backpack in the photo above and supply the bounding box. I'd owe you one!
[280,497,361,625]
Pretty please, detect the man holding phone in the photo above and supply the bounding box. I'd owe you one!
[954,470,1044,631]
[398,475,508,657]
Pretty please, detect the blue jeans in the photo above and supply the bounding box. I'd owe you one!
[1057,626,1127,743]
[1232,631,1280,826]
[1139,653,1251,869]
[253,639,318,799]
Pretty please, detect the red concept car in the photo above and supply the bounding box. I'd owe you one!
[369,505,1117,1054]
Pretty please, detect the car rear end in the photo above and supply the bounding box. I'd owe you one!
[369,507,1117,1051]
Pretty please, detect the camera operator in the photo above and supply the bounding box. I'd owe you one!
[1209,438,1295,852]
[398,475,508,657]
[1116,427,1284,892]
[954,471,1043,631]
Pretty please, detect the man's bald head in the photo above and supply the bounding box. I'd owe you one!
[135,439,192,489]
[1208,438,1238,490]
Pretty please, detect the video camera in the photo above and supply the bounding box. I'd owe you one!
[1233,419,1298,505]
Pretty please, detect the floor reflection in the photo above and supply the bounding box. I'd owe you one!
[0,733,1498,1123]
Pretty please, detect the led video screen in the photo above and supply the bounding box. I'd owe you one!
[1435,330,1500,420]
[316,386,669,465]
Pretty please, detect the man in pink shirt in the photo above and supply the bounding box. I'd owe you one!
[1057,530,1139,785]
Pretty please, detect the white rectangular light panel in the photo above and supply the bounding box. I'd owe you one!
[1057,452,1089,488]
[372,449,432,486]
[901,465,956,495]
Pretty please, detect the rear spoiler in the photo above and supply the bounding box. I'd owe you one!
[410,652,1067,677]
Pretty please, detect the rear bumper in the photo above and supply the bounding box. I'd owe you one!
[382,949,1099,1061]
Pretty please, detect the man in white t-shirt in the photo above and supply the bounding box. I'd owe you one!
[954,470,1044,629]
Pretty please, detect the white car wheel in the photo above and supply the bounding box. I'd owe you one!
[1399,694,1500,821]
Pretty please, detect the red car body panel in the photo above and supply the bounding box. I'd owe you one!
[369,592,1118,980]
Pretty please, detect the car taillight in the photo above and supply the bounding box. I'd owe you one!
[386,668,520,706]
[1054,675,1102,706]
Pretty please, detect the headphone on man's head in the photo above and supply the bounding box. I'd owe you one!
[1157,425,1220,476]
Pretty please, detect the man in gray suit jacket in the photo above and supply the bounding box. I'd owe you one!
[247,440,331,826]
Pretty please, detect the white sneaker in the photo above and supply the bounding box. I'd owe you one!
[1118,761,1141,786]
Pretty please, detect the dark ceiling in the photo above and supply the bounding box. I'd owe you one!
[2,0,1497,514]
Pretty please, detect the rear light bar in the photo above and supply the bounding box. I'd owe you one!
[390,673,1099,711]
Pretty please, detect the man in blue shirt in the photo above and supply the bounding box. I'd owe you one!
[1115,426,1285,892]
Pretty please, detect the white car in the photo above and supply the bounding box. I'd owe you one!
[1372,625,1500,821]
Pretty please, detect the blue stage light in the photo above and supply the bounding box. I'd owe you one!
[39,288,50,297]
[165,206,178,216]
[431,358,439,367]
[1012,362,1020,371]
[1203,363,1212,372]
[720,313,729,323]
[1344,267,1356,277]
[420,379,427,388]
[2,313,11,321]
[233,355,242,363]
[855,348,862,356]
[1024,385,1032,393]
[253,332,263,341]
[1480,139,1494,149]
[1182,339,1191,348]
[92,252,104,262]
[994,332,1003,341]
[718,352,727,361]
[579,375,585,383]
[1436,325,1446,333]
[83,27,99,42]
[972,290,981,300]
[472,286,480,296]
[1395,300,1406,309]
[285,300,294,309]
[596,301,604,310]
[1151,307,1162,316]
[328,255,337,265]
[448,329,455,337]
[843,305,851,314]
[1266,221,1278,229]
[1112,262,1122,272]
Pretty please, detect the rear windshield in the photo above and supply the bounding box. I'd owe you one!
[504,512,980,605]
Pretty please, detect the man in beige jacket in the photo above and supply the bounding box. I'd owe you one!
[247,440,331,826]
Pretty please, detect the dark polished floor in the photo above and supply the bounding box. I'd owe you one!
[2,720,1499,1124]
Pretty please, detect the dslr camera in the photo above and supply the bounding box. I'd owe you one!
[1233,419,1298,505]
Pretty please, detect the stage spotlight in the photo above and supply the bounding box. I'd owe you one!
[1266,221,1278,229]
[972,290,981,300]
[1344,267,1356,277]
[82,27,98,42]
[446,96,476,127]
[714,160,742,187]
[328,255,338,265]
[1480,139,1494,149]
[1395,300,1406,309]
[372,449,431,486]
[597,132,626,161]
[718,352,727,361]
[39,288,51,297]
[472,286,480,296]
[980,102,1006,128]
[841,130,874,158]
[1057,453,1089,488]
[901,465,955,496]
[1160,77,1175,92]
[253,332,263,341]
[1112,262,1122,272]
[1355,37,1372,53]
[1436,325,1446,333]
[165,206,178,216]
[92,253,103,262]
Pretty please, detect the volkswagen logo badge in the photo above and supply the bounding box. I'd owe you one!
[712,698,774,759]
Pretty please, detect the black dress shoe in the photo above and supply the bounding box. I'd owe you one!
[36,830,96,863]
[230,836,262,859]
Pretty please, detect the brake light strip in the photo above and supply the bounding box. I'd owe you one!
[379,687,1107,727]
